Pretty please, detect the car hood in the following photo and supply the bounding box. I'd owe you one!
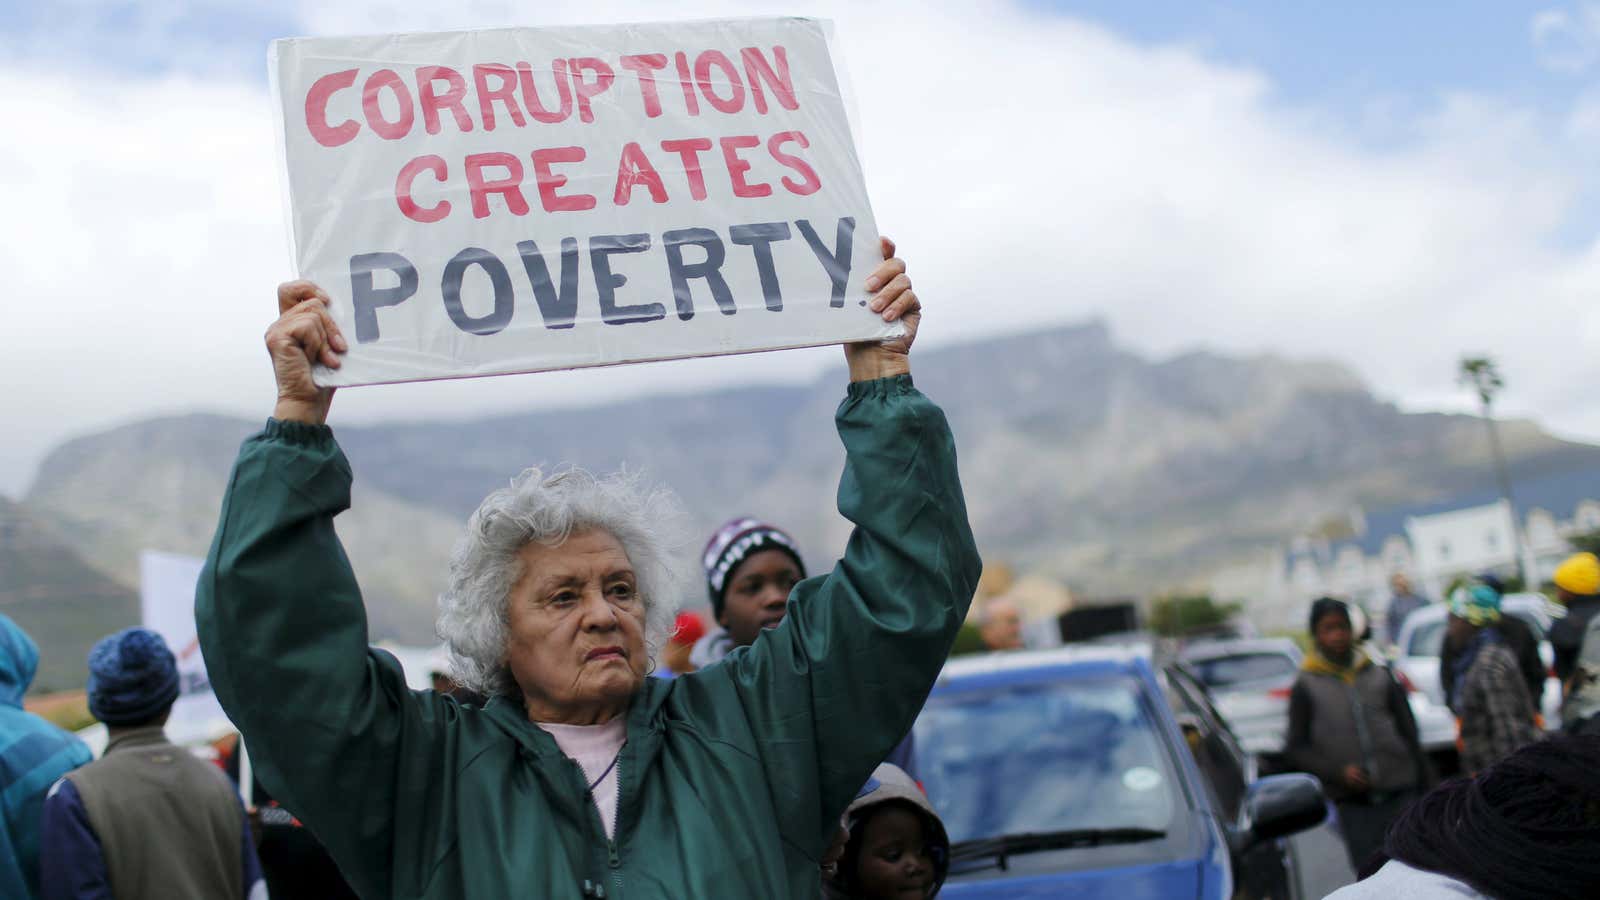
[941,858,1205,899]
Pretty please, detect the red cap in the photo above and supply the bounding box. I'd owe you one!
[672,612,707,646]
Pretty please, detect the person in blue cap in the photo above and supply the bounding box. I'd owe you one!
[0,613,92,900]
[38,628,263,900]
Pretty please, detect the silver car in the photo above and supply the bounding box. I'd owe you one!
[1180,638,1302,756]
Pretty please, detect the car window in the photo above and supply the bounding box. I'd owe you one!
[1189,652,1296,688]
[1164,667,1249,820]
[914,675,1181,845]
[1406,611,1544,657]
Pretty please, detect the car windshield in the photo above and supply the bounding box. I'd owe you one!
[1407,611,1545,657]
[1189,652,1296,688]
[913,675,1180,845]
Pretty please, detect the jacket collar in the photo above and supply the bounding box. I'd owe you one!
[481,679,668,842]
[482,678,668,763]
[1302,647,1371,684]
[103,725,172,755]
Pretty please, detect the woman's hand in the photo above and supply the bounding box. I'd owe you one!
[267,281,346,425]
[844,236,919,382]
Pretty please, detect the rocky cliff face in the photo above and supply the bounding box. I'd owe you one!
[17,321,1600,652]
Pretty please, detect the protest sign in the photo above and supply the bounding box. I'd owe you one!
[138,551,232,744]
[270,17,901,387]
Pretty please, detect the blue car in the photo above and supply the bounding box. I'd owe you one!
[913,645,1340,899]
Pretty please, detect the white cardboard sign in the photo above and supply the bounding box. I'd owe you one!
[138,551,232,743]
[270,17,900,387]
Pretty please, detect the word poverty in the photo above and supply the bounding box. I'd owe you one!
[302,46,822,224]
[350,217,858,343]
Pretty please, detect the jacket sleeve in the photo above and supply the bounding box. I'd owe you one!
[1284,678,1345,789]
[1514,622,1547,712]
[1440,640,1462,712]
[1383,669,1431,787]
[703,376,981,853]
[38,779,111,900]
[195,419,454,899]
[236,797,264,899]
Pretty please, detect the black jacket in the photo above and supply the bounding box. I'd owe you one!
[1551,595,1600,684]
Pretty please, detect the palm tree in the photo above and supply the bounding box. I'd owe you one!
[1458,356,1525,582]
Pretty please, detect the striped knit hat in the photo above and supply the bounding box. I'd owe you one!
[701,517,804,614]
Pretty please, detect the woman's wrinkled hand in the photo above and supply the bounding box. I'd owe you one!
[267,280,346,425]
[844,235,919,382]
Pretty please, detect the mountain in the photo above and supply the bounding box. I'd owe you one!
[0,496,138,693]
[16,321,1600,670]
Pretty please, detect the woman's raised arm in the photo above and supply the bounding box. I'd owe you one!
[195,283,452,899]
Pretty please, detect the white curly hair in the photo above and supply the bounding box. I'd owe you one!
[435,466,685,698]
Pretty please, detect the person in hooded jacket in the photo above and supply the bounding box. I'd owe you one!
[196,240,981,899]
[823,764,949,900]
[1285,597,1428,870]
[0,613,92,900]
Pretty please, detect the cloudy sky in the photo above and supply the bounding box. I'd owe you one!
[4,1,1600,496]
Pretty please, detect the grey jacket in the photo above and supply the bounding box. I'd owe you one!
[1286,656,1425,801]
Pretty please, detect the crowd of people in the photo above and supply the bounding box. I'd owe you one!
[1279,553,1600,885]
[0,618,266,899]
[0,239,1597,899]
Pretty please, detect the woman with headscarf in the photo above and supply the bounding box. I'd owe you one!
[195,238,983,898]
[1445,581,1541,774]
[1285,597,1427,870]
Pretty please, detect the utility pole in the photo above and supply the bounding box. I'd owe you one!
[1458,356,1528,585]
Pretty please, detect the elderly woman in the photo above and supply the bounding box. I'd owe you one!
[195,238,981,899]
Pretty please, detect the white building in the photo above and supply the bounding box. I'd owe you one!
[1209,467,1600,637]
[1405,501,1523,599]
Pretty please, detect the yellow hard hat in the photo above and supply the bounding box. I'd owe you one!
[1553,552,1600,596]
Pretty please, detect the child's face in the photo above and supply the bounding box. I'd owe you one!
[1313,615,1352,660]
[855,805,935,899]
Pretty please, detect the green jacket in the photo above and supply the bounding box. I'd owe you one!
[195,375,980,899]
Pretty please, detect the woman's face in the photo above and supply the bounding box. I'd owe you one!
[717,548,802,647]
[505,528,647,724]
[854,804,935,900]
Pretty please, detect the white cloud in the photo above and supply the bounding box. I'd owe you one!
[4,0,1600,495]
[1532,4,1600,73]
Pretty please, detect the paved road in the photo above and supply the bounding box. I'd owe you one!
[1288,818,1356,899]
